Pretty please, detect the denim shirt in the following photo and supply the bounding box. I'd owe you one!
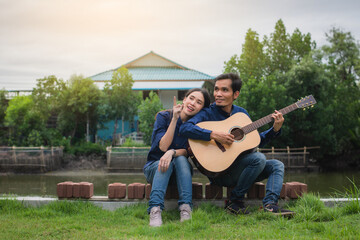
[144,111,188,170]
[179,103,281,148]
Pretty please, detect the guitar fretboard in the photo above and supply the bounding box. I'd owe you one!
[241,103,298,134]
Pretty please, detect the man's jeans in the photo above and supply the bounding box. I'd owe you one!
[144,156,193,212]
[210,152,284,206]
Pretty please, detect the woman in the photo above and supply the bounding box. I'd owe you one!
[143,88,210,227]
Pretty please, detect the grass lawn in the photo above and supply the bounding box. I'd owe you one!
[0,193,360,240]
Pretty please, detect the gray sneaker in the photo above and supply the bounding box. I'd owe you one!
[179,204,192,222]
[149,206,162,227]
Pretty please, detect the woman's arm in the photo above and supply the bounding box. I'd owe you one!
[158,148,188,172]
[159,96,182,152]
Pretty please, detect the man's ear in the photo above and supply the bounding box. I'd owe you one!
[233,90,240,100]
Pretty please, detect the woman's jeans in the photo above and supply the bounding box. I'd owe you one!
[210,152,284,206]
[144,156,193,212]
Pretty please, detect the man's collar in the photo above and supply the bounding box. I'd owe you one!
[212,103,234,116]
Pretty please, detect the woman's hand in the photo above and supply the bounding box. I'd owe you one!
[172,96,183,120]
[158,149,175,172]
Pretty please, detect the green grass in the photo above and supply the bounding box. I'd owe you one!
[1,194,360,240]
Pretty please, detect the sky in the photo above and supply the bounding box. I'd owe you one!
[0,0,359,90]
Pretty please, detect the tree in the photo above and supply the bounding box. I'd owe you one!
[264,19,292,73]
[283,53,335,155]
[264,19,315,76]
[323,27,360,82]
[138,91,163,146]
[57,75,102,144]
[32,75,65,119]
[321,28,360,154]
[4,96,43,145]
[238,29,267,82]
[103,67,141,146]
[0,90,8,145]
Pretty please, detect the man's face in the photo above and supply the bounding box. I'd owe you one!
[214,79,239,108]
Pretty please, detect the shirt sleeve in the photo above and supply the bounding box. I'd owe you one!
[150,112,169,149]
[179,110,212,141]
[259,127,282,147]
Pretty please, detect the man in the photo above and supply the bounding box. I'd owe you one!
[179,73,294,216]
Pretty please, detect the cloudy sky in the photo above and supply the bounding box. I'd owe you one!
[1,0,359,90]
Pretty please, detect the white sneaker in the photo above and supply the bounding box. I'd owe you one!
[149,206,162,227]
[179,204,192,222]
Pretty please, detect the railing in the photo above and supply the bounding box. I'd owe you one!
[257,146,320,169]
[0,146,63,172]
[106,147,150,171]
[106,146,320,172]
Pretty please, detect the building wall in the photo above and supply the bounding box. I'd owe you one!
[159,90,178,109]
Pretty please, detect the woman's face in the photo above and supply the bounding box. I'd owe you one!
[182,91,205,117]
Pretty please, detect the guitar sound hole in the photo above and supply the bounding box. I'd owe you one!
[230,128,244,141]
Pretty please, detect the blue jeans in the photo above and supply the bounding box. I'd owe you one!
[143,156,193,212]
[210,152,284,206]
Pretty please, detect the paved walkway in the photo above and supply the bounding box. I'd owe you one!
[0,196,356,211]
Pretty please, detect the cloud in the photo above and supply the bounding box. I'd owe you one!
[0,0,359,90]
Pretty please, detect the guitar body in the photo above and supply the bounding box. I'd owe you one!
[188,112,261,177]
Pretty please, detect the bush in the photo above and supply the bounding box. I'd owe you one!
[121,138,148,147]
[66,141,106,156]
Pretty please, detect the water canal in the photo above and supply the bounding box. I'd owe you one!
[1,170,359,197]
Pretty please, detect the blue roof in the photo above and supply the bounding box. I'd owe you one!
[90,67,214,81]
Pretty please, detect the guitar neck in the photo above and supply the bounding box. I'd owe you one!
[241,103,298,134]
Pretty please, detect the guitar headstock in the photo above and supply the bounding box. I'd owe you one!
[295,95,317,109]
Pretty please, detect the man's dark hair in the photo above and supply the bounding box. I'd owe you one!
[215,73,242,92]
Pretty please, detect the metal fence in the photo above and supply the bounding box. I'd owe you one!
[0,146,63,172]
[106,146,320,172]
[106,147,149,171]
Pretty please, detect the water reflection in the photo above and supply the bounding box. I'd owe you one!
[0,170,359,197]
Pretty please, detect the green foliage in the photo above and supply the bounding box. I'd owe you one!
[138,91,164,146]
[32,75,65,120]
[121,138,148,147]
[26,130,43,147]
[103,67,141,145]
[57,75,103,144]
[4,95,44,145]
[0,90,8,145]
[65,141,106,156]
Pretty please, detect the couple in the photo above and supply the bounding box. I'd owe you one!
[143,73,294,227]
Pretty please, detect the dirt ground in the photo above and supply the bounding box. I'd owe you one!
[61,154,106,171]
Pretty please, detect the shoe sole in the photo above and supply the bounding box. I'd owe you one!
[268,212,296,218]
[225,207,250,215]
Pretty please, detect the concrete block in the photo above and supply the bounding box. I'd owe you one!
[128,183,145,199]
[165,185,179,199]
[280,183,287,199]
[108,183,126,199]
[56,182,67,198]
[192,182,203,199]
[65,182,74,198]
[226,187,234,199]
[286,182,308,199]
[145,184,151,199]
[247,184,257,199]
[205,183,223,199]
[79,182,94,199]
[73,183,81,198]
[256,182,265,199]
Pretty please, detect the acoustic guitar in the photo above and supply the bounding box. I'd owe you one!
[188,95,317,177]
